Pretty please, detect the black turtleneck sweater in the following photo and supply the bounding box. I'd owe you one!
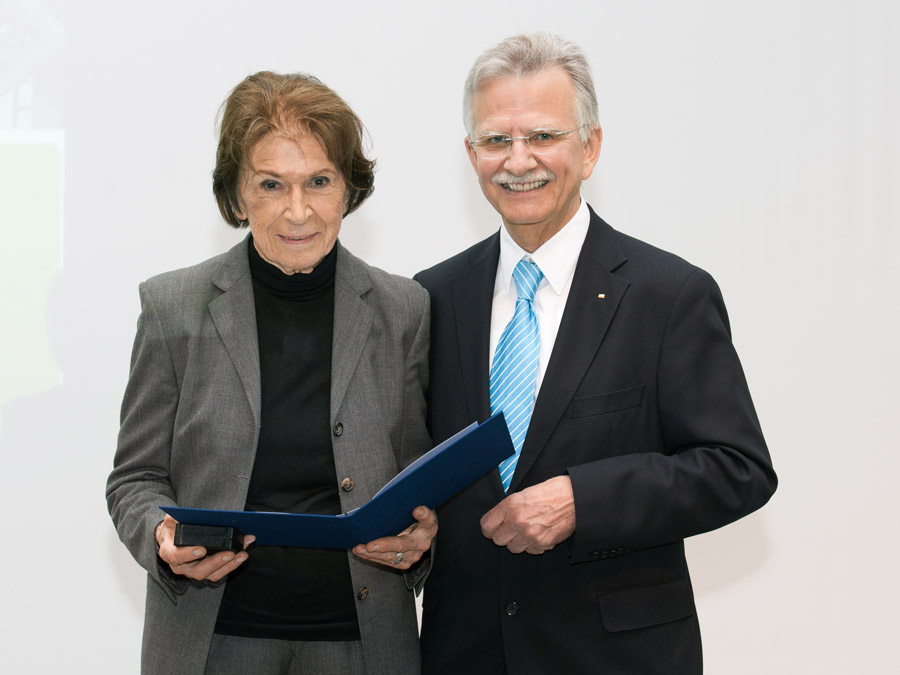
[214,239,360,641]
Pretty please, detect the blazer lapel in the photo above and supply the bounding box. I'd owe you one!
[447,234,508,498]
[510,211,629,492]
[331,242,374,420]
[450,234,500,424]
[208,236,262,428]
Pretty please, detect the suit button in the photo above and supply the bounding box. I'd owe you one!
[505,602,519,616]
[340,477,355,492]
[591,551,601,560]
[357,587,368,600]
[333,422,344,437]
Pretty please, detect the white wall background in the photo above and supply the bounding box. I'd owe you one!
[1,0,897,672]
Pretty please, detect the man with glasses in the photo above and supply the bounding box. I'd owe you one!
[414,33,776,674]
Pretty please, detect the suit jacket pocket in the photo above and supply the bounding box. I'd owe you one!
[572,384,645,418]
[597,576,696,633]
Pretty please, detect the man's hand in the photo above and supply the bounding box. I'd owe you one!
[480,476,576,554]
[352,506,437,570]
[155,514,255,583]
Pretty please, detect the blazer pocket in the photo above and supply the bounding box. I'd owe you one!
[597,576,696,633]
[572,384,645,418]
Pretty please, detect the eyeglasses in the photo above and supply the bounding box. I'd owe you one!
[469,126,585,158]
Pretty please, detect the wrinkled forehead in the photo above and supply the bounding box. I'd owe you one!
[244,129,330,166]
[470,70,578,133]
[238,132,344,186]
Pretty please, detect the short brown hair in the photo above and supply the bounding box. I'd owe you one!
[212,71,375,227]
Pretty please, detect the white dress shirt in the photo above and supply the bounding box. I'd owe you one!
[489,199,591,395]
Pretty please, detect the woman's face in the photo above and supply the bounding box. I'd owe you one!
[236,132,347,275]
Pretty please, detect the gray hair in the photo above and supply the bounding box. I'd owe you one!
[463,32,599,143]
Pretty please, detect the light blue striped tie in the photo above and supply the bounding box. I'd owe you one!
[490,257,543,492]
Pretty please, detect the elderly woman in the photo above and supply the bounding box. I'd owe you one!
[107,72,435,675]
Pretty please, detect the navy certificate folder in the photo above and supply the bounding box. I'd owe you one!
[160,412,514,549]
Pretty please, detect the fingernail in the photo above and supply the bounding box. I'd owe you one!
[221,555,233,562]
[371,545,381,552]
[192,549,204,557]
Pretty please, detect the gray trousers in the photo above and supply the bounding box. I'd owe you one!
[203,634,366,674]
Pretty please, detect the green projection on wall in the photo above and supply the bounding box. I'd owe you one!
[0,137,63,417]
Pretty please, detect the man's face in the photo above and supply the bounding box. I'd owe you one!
[466,68,601,252]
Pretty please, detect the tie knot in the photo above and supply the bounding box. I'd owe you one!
[513,258,543,302]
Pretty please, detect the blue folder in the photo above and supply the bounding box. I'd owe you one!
[160,412,513,549]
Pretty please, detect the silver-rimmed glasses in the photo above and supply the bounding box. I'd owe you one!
[469,126,585,158]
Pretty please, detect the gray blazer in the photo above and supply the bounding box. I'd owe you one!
[107,237,431,675]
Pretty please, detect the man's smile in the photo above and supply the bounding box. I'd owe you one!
[501,179,549,192]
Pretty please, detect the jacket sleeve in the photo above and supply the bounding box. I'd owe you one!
[106,282,189,601]
[400,283,435,594]
[567,268,777,562]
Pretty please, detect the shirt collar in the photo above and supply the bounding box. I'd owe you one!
[496,198,590,295]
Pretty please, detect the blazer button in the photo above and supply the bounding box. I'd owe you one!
[333,422,344,437]
[340,477,355,492]
[505,602,519,616]
[357,587,369,600]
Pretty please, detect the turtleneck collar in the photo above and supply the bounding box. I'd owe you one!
[248,236,338,300]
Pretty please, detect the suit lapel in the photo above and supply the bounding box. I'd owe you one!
[331,242,374,421]
[447,234,507,497]
[208,236,262,427]
[450,234,500,424]
[510,211,629,492]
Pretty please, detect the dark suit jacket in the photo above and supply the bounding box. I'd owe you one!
[107,237,431,675]
[414,207,776,674]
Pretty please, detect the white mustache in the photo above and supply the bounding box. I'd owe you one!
[492,170,555,186]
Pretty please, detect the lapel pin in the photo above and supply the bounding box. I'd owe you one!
[597,293,606,299]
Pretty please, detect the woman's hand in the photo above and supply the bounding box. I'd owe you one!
[155,514,256,583]
[352,506,437,570]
